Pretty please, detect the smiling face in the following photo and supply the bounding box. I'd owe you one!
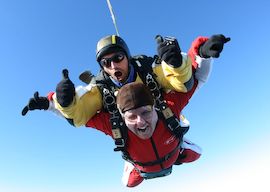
[122,105,158,140]
[100,52,129,83]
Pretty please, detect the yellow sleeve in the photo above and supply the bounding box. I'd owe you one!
[153,54,192,93]
[53,85,103,127]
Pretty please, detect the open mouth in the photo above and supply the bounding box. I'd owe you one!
[138,127,147,133]
[114,71,122,78]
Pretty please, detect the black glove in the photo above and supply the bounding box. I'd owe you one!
[156,35,182,68]
[56,69,75,107]
[199,34,231,58]
[21,91,49,116]
[79,70,94,84]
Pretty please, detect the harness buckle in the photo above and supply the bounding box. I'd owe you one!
[114,138,125,151]
[103,92,115,105]
[164,153,170,161]
[112,128,122,139]
[162,107,174,119]
[166,117,189,137]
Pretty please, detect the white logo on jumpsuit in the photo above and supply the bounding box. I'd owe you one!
[164,135,176,145]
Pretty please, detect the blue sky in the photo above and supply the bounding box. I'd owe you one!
[1,0,270,191]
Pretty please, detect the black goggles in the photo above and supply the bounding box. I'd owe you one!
[99,52,125,68]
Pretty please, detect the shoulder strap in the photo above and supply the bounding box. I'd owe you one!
[95,71,128,152]
[102,85,128,152]
[132,55,189,138]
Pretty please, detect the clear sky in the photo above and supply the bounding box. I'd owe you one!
[1,0,270,191]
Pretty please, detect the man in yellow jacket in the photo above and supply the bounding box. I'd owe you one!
[49,34,229,127]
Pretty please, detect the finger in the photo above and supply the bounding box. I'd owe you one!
[155,35,164,44]
[21,106,29,116]
[34,91,39,100]
[79,70,93,84]
[62,69,69,79]
[224,37,231,43]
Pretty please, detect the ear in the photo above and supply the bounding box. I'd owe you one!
[117,104,124,116]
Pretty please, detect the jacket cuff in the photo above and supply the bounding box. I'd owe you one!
[188,36,209,69]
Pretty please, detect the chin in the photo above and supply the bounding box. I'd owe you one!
[115,76,123,82]
[118,78,125,83]
[138,135,151,140]
[138,132,153,140]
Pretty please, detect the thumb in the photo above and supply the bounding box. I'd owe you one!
[224,37,231,43]
[21,106,29,116]
[155,35,164,45]
[62,69,69,79]
[79,70,93,84]
[34,91,39,100]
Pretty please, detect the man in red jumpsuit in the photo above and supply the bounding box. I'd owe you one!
[86,81,201,187]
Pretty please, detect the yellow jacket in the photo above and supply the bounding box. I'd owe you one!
[53,54,192,127]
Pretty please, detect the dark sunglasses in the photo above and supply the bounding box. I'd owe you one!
[99,52,125,68]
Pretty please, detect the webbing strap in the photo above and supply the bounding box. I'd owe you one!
[139,166,172,180]
[103,87,126,151]
[144,72,189,137]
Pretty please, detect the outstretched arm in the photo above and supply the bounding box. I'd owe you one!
[22,70,99,126]
[53,69,103,127]
[188,34,230,90]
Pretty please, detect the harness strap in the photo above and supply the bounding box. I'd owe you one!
[137,60,189,138]
[139,166,172,180]
[103,87,127,151]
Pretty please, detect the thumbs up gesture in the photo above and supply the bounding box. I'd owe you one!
[56,69,75,107]
[155,35,182,68]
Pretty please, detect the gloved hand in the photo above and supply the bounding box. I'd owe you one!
[56,69,75,107]
[79,70,94,84]
[156,35,182,68]
[21,92,49,116]
[199,34,231,58]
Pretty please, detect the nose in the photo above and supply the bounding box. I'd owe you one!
[136,115,146,125]
[110,61,117,69]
